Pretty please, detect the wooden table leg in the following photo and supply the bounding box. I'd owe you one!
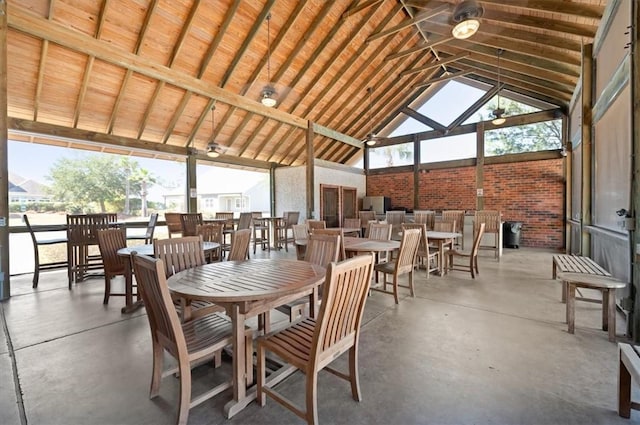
[438,241,445,276]
[602,289,609,331]
[619,346,632,418]
[567,283,575,334]
[224,304,255,419]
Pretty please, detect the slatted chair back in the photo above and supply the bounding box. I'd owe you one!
[153,236,206,278]
[257,254,375,425]
[394,228,422,277]
[127,213,159,244]
[433,219,456,233]
[343,217,361,229]
[96,228,128,304]
[305,233,341,266]
[180,213,203,237]
[285,211,300,227]
[67,213,114,287]
[164,213,183,238]
[368,222,392,241]
[292,223,309,241]
[196,223,223,262]
[442,210,465,234]
[215,212,235,231]
[359,210,377,237]
[228,228,251,261]
[385,210,406,228]
[251,211,263,219]
[306,220,326,233]
[474,210,501,233]
[413,210,436,230]
[237,212,253,231]
[401,223,428,257]
[446,223,486,278]
[471,223,486,257]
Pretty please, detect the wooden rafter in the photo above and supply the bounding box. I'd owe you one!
[366,4,449,43]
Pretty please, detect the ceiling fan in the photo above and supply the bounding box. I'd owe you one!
[188,105,234,158]
[451,0,484,40]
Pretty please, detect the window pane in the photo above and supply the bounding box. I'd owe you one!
[464,94,542,125]
[417,80,487,126]
[420,133,476,163]
[196,162,270,217]
[368,143,414,169]
[485,119,562,156]
[388,113,432,137]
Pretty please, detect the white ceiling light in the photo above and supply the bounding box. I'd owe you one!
[492,48,506,126]
[452,1,483,40]
[261,14,277,108]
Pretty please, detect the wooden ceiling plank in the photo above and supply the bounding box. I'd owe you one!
[8,7,317,132]
[184,98,216,148]
[136,81,164,139]
[219,0,276,88]
[161,91,192,143]
[33,0,57,122]
[400,52,469,77]
[213,1,307,147]
[481,9,598,39]
[167,0,202,67]
[366,4,449,43]
[197,0,242,79]
[73,56,94,127]
[231,2,340,158]
[265,2,385,163]
[479,0,604,21]
[106,68,132,133]
[341,0,384,19]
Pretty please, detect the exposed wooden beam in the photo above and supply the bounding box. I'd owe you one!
[400,53,469,77]
[341,0,384,19]
[481,9,598,39]
[413,70,472,89]
[478,0,603,21]
[401,107,446,131]
[366,4,449,43]
[385,36,452,61]
[197,0,241,79]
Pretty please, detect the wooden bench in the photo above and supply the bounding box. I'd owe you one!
[552,254,612,303]
[557,272,625,342]
[619,343,640,418]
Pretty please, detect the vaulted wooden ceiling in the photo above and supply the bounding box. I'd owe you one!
[6,0,605,168]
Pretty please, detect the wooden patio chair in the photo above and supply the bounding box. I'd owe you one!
[310,228,346,261]
[224,212,253,256]
[126,213,159,245]
[343,217,362,237]
[274,211,301,252]
[385,211,406,240]
[473,210,502,260]
[23,214,67,288]
[164,213,183,238]
[257,254,374,425]
[195,223,223,262]
[216,212,236,255]
[131,253,253,425]
[292,223,309,260]
[433,219,456,251]
[153,236,222,321]
[402,223,438,279]
[358,210,377,237]
[367,222,393,264]
[96,228,129,305]
[228,228,251,261]
[442,210,465,249]
[413,210,436,231]
[179,213,203,237]
[276,233,341,322]
[306,219,326,234]
[446,223,485,279]
[372,228,421,304]
[251,212,270,254]
[66,213,113,288]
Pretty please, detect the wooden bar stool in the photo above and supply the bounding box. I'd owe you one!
[557,272,626,342]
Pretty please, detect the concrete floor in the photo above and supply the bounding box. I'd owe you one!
[1,245,639,425]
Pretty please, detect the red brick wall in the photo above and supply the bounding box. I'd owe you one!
[366,158,564,249]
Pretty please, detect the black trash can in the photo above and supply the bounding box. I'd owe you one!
[503,221,523,248]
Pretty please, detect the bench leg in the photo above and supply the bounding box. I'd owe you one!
[607,289,617,342]
[552,261,557,279]
[566,283,575,334]
[619,353,632,418]
[561,280,567,303]
[603,289,609,332]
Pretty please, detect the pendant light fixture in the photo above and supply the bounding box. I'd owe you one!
[206,105,220,158]
[491,49,506,126]
[261,13,277,108]
[364,87,377,146]
[452,0,483,40]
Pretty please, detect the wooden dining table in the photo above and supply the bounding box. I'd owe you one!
[116,241,219,314]
[166,259,325,418]
[427,231,461,275]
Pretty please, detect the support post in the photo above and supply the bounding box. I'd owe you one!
[581,43,593,257]
[306,121,314,219]
[476,122,485,210]
[186,154,197,213]
[563,113,572,253]
[631,0,640,341]
[0,0,9,300]
[413,134,420,209]
[269,162,276,217]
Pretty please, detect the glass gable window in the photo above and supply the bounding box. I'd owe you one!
[420,133,476,163]
[388,113,432,137]
[416,80,487,127]
[368,143,414,169]
[485,119,562,156]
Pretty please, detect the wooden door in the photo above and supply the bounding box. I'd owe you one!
[320,185,340,227]
[341,187,357,225]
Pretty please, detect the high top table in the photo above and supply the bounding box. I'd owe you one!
[167,259,325,418]
[427,231,461,276]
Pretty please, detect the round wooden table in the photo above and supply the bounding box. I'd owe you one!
[557,272,626,342]
[167,259,325,418]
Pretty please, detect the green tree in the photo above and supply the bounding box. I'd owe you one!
[46,154,155,213]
